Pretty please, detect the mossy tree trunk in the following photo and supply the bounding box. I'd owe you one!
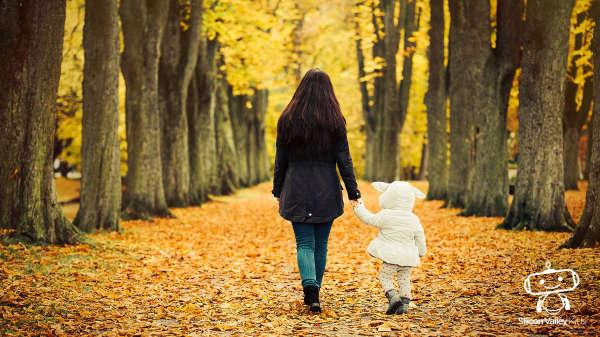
[120,0,172,220]
[75,0,121,233]
[425,0,448,200]
[158,0,203,207]
[499,0,575,232]
[188,38,218,204]
[461,0,523,217]
[561,4,600,247]
[0,0,83,244]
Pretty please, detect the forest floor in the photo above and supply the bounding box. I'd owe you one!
[1,180,599,336]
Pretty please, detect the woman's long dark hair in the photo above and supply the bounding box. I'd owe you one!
[277,69,346,155]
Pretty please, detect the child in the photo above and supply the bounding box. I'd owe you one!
[353,181,427,315]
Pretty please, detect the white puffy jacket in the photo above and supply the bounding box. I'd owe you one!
[354,181,427,267]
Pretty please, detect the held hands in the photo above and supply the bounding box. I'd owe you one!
[349,198,363,209]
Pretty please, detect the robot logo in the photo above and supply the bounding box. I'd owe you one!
[523,262,580,315]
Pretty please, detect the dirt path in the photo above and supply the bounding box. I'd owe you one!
[1,181,599,336]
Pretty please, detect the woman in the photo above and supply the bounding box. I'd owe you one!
[272,69,361,312]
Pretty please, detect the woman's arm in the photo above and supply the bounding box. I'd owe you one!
[335,132,361,200]
[272,141,289,198]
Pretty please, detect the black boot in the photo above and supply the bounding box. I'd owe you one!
[385,289,402,315]
[396,297,410,314]
[303,286,321,313]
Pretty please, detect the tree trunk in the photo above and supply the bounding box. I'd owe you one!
[214,74,238,195]
[230,92,250,187]
[120,0,171,220]
[561,2,600,247]
[396,0,417,179]
[159,0,202,207]
[0,0,83,244]
[425,0,448,200]
[253,89,271,183]
[563,16,593,191]
[75,0,121,233]
[446,0,475,208]
[355,6,377,181]
[461,0,523,217]
[378,0,402,181]
[499,0,575,232]
[188,38,218,204]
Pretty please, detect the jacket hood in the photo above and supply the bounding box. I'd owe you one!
[372,181,425,211]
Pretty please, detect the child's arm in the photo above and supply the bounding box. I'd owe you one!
[415,222,427,257]
[353,201,382,228]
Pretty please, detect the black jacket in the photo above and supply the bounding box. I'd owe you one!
[272,132,361,223]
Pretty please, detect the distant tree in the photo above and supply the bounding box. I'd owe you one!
[461,0,523,217]
[120,0,171,219]
[75,0,121,233]
[214,73,239,195]
[499,0,575,232]
[563,7,594,190]
[188,38,218,204]
[561,1,600,248]
[0,0,83,244]
[159,0,203,207]
[425,0,448,200]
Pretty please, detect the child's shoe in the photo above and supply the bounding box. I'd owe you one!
[396,297,410,314]
[385,289,402,315]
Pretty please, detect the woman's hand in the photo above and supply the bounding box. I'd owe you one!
[349,199,361,207]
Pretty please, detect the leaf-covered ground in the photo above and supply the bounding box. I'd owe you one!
[1,181,599,336]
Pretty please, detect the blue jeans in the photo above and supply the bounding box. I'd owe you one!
[292,221,333,288]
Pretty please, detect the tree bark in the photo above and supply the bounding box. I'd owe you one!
[379,0,401,181]
[425,0,448,200]
[120,0,171,220]
[446,0,475,208]
[188,38,218,204]
[75,0,121,233]
[159,0,202,207]
[0,0,83,244]
[561,2,600,247]
[253,89,270,184]
[229,91,251,187]
[563,12,593,190]
[214,73,239,195]
[499,0,575,232]
[461,0,523,217]
[354,4,377,181]
[396,0,417,179]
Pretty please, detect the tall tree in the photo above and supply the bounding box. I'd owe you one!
[229,91,251,187]
[250,89,270,184]
[75,0,121,233]
[499,0,575,232]
[445,0,475,208]
[120,0,171,219]
[188,38,218,204]
[159,0,203,207]
[461,0,523,217]
[424,0,448,200]
[563,8,593,191]
[561,1,600,247]
[395,0,418,179]
[0,0,83,244]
